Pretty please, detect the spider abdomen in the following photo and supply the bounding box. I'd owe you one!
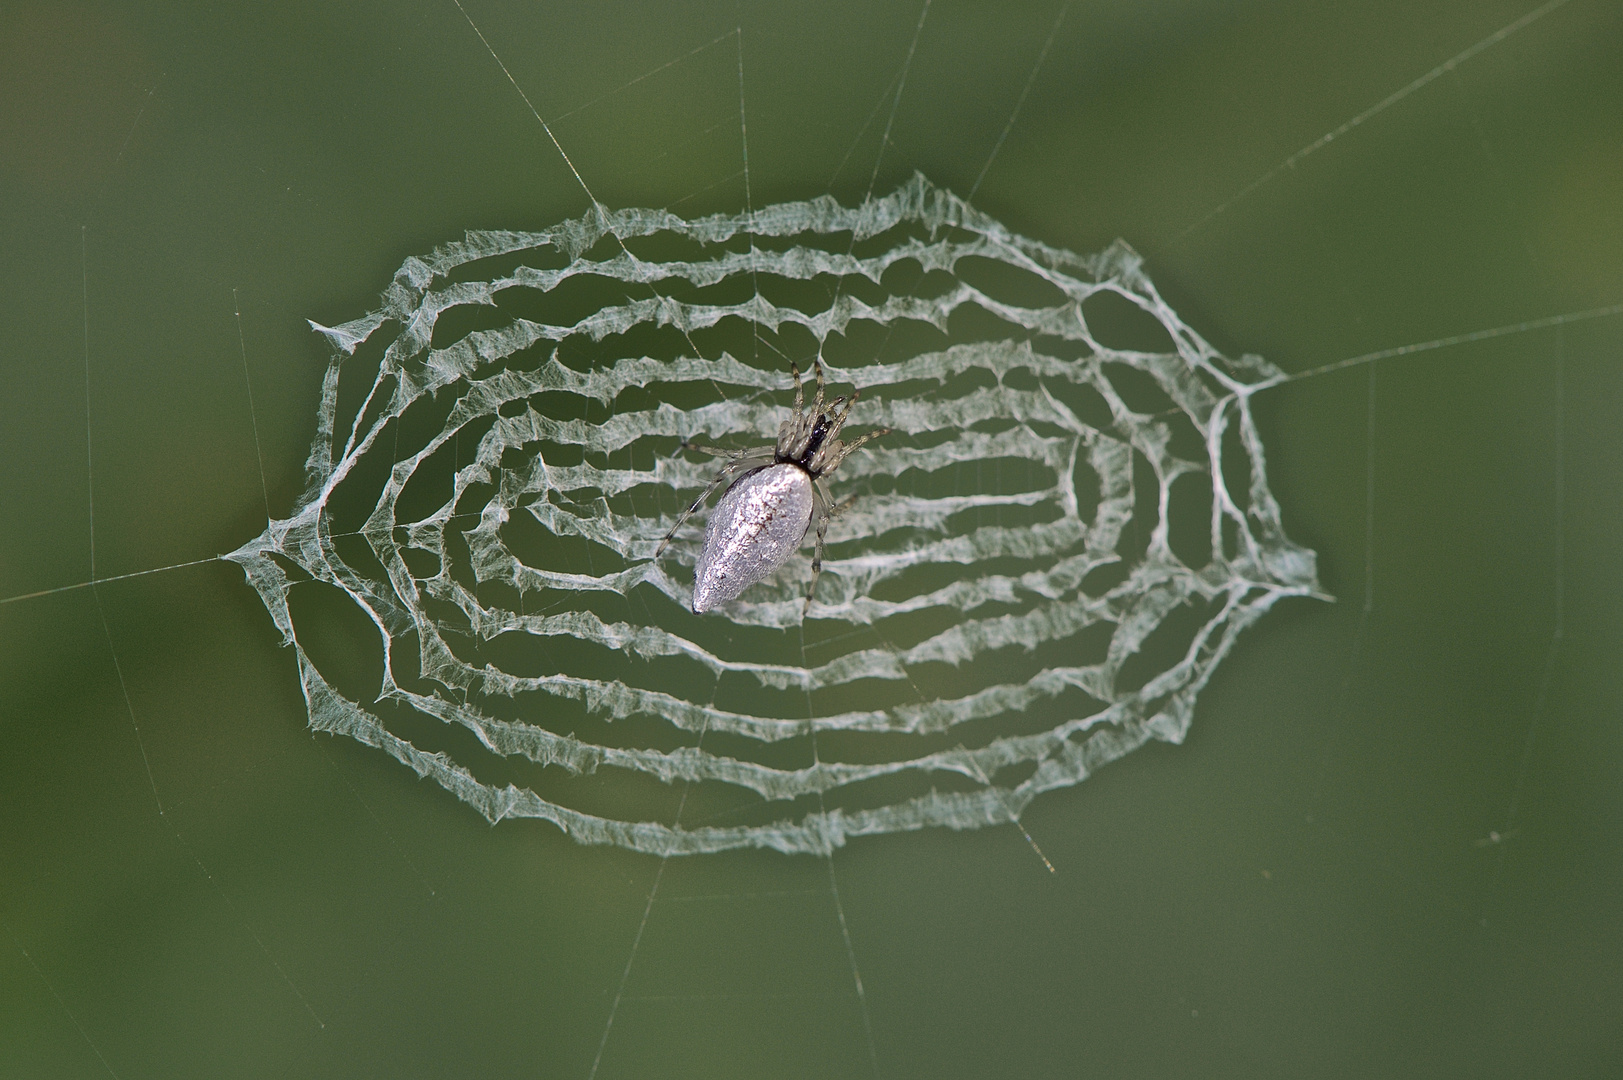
[692,463,815,613]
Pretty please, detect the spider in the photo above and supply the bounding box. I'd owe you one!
[655,360,890,613]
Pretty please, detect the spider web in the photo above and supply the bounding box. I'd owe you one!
[226,174,1321,856]
[4,0,1619,1076]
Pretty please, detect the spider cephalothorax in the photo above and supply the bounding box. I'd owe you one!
[656,360,889,613]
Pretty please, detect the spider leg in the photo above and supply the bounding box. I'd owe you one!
[804,500,835,616]
[809,358,828,419]
[780,363,810,457]
[823,426,892,473]
[827,386,858,437]
[654,447,774,557]
[656,473,733,558]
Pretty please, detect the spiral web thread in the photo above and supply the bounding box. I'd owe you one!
[226,174,1320,856]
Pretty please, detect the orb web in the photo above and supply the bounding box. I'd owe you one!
[227,174,1321,856]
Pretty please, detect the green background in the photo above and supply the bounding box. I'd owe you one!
[3,0,1619,1076]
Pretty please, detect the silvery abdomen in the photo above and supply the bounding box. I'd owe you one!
[691,464,815,613]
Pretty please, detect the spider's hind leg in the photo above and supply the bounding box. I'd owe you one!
[654,446,774,558]
[656,478,727,559]
[803,482,843,616]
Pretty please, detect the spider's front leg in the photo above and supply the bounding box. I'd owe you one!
[808,358,828,418]
[823,426,892,474]
[789,360,806,417]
